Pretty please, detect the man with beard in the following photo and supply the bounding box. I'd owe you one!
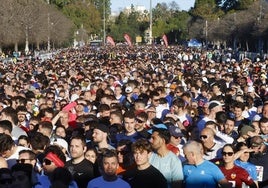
[149,125,183,188]
[65,135,95,188]
[16,106,30,132]
[87,149,130,188]
[223,117,238,140]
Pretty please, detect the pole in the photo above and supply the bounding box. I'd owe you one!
[103,0,106,45]
[149,0,152,45]
[47,0,50,51]
[205,20,208,47]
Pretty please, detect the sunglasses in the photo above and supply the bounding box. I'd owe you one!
[222,152,234,156]
[117,150,128,155]
[43,158,52,165]
[136,119,144,123]
[16,159,33,164]
[174,136,182,139]
[153,99,160,102]
[200,135,208,140]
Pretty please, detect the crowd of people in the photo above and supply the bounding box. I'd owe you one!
[0,45,267,188]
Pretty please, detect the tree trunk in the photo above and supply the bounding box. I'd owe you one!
[36,41,40,50]
[25,26,29,54]
[14,42,18,52]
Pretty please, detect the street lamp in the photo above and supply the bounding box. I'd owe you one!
[149,0,152,45]
[205,20,208,47]
[47,0,50,51]
[103,0,106,45]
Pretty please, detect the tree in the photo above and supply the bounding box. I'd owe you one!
[191,0,224,20]
[62,1,101,36]
[0,0,20,49]
[151,2,190,42]
[45,4,74,49]
[92,0,111,18]
[0,0,74,51]
[216,0,255,12]
[50,0,73,9]
[152,3,173,37]
[15,0,48,52]
[153,3,171,22]
[216,0,239,11]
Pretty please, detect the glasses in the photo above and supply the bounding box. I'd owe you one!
[136,119,144,123]
[16,159,33,164]
[117,150,128,155]
[153,99,160,102]
[43,158,52,165]
[222,152,234,156]
[200,135,208,140]
[174,136,182,139]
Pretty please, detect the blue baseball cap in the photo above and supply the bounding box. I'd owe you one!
[148,124,168,134]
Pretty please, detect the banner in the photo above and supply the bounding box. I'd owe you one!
[162,34,168,47]
[124,33,133,47]
[106,36,116,47]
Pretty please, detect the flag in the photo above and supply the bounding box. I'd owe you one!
[124,33,132,47]
[106,36,116,47]
[162,34,168,47]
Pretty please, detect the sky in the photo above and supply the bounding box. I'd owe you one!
[111,0,196,12]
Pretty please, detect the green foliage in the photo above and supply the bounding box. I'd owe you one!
[50,0,73,9]
[62,1,101,34]
[2,0,265,50]
[216,0,255,12]
[153,20,170,37]
[236,0,255,10]
[109,11,142,42]
[108,2,191,43]
[153,3,170,22]
[152,3,190,40]
[93,0,111,16]
[191,0,224,20]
